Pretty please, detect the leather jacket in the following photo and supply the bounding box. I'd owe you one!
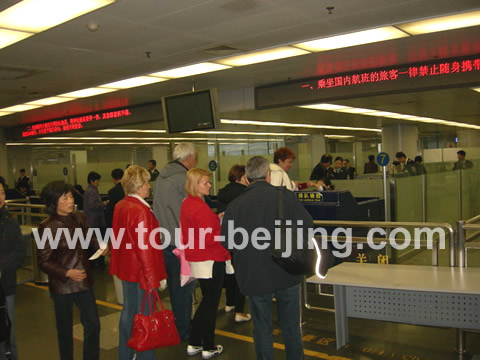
[110,196,167,290]
[37,212,97,294]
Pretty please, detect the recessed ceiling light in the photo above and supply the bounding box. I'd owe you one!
[220,119,381,132]
[26,96,76,106]
[99,76,168,89]
[1,104,40,112]
[149,62,231,79]
[294,27,408,52]
[58,87,117,98]
[0,0,115,33]
[397,10,480,35]
[0,28,33,50]
[215,46,310,66]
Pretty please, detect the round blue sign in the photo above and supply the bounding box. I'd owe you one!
[208,160,218,172]
[63,167,69,176]
[376,152,390,167]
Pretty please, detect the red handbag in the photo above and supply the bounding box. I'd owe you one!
[127,289,180,351]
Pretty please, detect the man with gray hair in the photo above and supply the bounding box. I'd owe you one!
[222,155,313,360]
[153,142,198,341]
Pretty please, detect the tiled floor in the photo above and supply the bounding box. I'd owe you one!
[12,261,480,360]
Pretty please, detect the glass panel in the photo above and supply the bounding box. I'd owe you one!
[426,169,459,224]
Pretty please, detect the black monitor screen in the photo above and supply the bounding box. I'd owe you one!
[162,89,218,134]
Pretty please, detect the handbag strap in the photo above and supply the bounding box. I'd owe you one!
[139,289,166,315]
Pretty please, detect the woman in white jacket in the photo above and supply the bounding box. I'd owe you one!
[269,147,298,190]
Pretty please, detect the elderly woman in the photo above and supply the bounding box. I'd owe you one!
[37,181,103,360]
[0,177,25,360]
[109,165,167,360]
[181,168,231,359]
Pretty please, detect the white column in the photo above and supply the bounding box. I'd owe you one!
[382,124,419,160]
[310,134,326,169]
[152,146,169,168]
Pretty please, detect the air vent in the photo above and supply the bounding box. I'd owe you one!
[0,65,47,80]
[200,45,242,56]
[0,0,22,12]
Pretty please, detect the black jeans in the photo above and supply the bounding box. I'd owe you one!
[51,288,100,360]
[190,261,225,351]
[224,273,246,312]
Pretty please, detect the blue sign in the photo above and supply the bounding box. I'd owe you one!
[208,160,218,172]
[63,167,69,176]
[376,152,390,167]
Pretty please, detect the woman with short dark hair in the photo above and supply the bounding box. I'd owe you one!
[38,181,103,360]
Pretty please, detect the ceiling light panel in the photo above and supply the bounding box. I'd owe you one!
[59,87,117,98]
[0,111,14,117]
[184,130,307,136]
[97,129,167,133]
[0,28,33,50]
[1,104,40,112]
[0,0,115,33]
[26,96,75,106]
[99,76,167,89]
[215,46,310,67]
[150,62,231,79]
[220,119,381,132]
[294,27,408,52]
[397,10,480,35]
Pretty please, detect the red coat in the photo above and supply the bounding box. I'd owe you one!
[180,195,231,262]
[109,196,166,290]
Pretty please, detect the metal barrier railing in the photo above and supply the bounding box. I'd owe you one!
[6,202,48,225]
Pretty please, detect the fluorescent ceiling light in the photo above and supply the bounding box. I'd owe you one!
[294,27,408,52]
[1,104,40,112]
[184,130,308,136]
[299,104,349,111]
[215,46,310,67]
[0,111,14,116]
[150,62,231,79]
[300,103,480,130]
[220,119,381,132]
[325,135,354,139]
[0,0,115,33]
[26,96,75,106]
[397,10,480,35]
[99,76,167,89]
[473,87,480,93]
[59,87,117,98]
[97,129,167,133]
[0,28,33,50]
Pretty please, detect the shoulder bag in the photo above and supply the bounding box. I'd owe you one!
[127,289,180,351]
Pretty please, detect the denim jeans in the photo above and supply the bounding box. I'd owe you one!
[119,281,157,360]
[0,295,17,360]
[164,246,197,341]
[249,284,303,360]
[51,288,100,360]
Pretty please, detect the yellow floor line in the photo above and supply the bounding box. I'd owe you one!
[24,282,352,360]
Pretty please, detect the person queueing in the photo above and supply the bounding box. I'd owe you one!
[109,165,167,360]
[216,165,251,323]
[0,177,26,360]
[181,168,231,359]
[37,181,105,360]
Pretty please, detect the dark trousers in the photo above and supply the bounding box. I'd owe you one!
[249,284,303,360]
[190,262,225,351]
[164,246,197,341]
[224,274,246,312]
[51,288,100,360]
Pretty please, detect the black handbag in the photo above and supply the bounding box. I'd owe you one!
[271,188,329,278]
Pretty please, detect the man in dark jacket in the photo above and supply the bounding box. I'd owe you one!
[395,151,417,176]
[152,143,198,341]
[222,156,313,360]
[0,178,26,360]
[310,153,333,181]
[105,168,125,228]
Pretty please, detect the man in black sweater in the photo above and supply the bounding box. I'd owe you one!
[222,156,313,360]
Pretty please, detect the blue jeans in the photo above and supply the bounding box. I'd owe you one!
[249,284,303,360]
[164,246,197,341]
[51,288,100,360]
[119,281,157,360]
[0,295,17,360]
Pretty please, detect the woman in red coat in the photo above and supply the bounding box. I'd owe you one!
[109,165,167,360]
[181,168,231,359]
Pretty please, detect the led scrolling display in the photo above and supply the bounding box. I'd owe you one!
[301,58,480,91]
[21,109,131,138]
